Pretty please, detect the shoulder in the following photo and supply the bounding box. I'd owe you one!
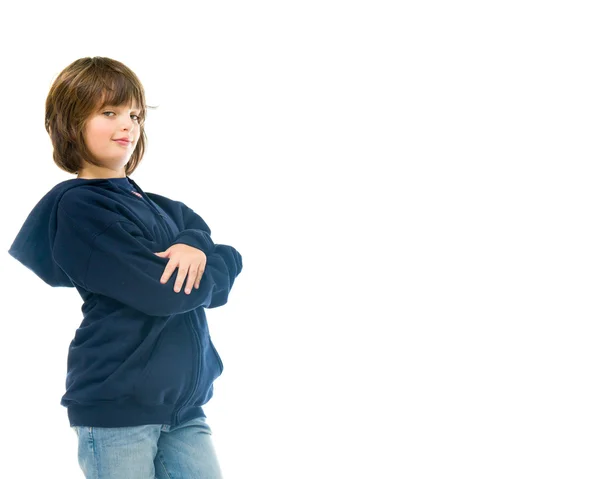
[145,192,210,234]
[145,191,187,216]
[58,186,126,230]
[59,185,121,209]
[146,191,184,208]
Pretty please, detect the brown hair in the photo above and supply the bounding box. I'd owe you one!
[45,57,153,176]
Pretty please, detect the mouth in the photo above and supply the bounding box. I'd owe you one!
[114,139,131,146]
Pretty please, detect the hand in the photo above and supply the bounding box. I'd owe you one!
[154,244,207,294]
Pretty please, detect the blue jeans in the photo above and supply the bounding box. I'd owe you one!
[71,416,223,478]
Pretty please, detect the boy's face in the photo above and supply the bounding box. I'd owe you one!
[82,102,141,172]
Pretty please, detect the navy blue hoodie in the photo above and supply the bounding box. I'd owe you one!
[7,176,243,427]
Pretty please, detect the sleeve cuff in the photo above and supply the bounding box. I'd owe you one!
[173,229,216,255]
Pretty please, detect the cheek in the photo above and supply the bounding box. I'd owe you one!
[96,123,114,138]
[85,119,113,142]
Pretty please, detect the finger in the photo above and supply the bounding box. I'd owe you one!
[160,258,177,284]
[194,266,204,289]
[155,247,171,257]
[184,264,199,294]
[173,264,191,293]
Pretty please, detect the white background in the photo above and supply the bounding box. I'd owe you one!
[1,1,599,477]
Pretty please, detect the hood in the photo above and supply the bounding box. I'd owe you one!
[8,176,139,288]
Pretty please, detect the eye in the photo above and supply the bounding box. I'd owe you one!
[102,111,141,122]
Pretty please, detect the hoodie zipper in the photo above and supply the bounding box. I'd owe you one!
[125,177,201,424]
[127,179,166,219]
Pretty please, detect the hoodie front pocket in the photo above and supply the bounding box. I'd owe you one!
[185,332,224,408]
[209,336,224,374]
[131,319,195,406]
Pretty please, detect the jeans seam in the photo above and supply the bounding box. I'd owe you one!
[156,451,173,479]
[90,427,99,479]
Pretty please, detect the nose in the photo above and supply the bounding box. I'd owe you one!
[120,113,135,130]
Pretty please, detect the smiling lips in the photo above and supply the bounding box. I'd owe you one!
[114,139,131,146]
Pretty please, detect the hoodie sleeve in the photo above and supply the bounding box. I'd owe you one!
[204,243,243,308]
[173,202,243,308]
[173,199,243,308]
[172,202,215,256]
[53,199,240,317]
[146,192,215,255]
[145,192,243,309]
